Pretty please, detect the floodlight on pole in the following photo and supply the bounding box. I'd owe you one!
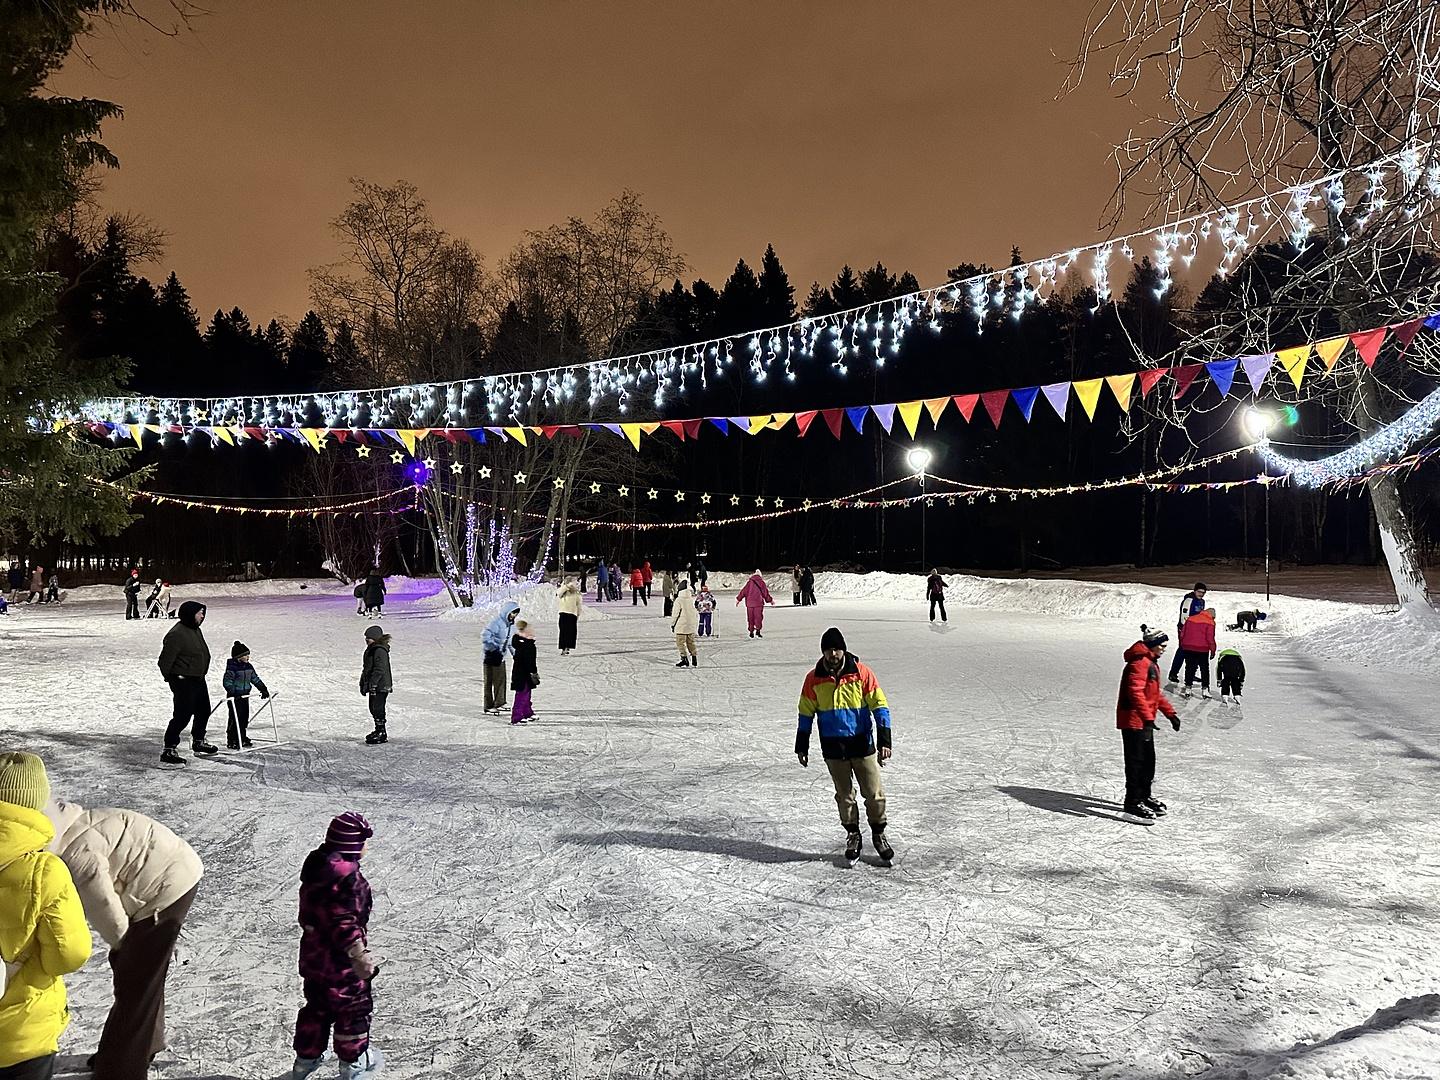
[906,446,934,571]
[906,446,933,474]
[1244,406,1276,440]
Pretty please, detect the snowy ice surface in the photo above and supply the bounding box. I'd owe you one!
[2,572,1438,1079]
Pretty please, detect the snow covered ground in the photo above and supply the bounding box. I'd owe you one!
[3,572,1438,1080]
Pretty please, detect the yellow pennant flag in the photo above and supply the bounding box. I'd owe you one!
[747,414,771,433]
[1105,373,1136,413]
[1073,378,1104,420]
[896,400,924,438]
[145,424,165,434]
[396,429,419,455]
[1313,336,1347,372]
[768,412,794,431]
[211,426,235,446]
[299,427,326,453]
[1277,345,1310,389]
[128,424,145,448]
[620,423,643,451]
[503,426,528,446]
[923,397,950,426]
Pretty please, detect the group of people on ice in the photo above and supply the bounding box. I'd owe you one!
[1164,582,1247,705]
[3,562,62,610]
[120,569,175,620]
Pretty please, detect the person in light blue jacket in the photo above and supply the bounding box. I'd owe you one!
[482,602,520,714]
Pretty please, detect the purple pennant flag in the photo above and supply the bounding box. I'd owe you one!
[845,406,868,434]
[1240,353,1275,394]
[1040,382,1070,420]
[1206,358,1239,397]
[707,417,730,435]
[1011,386,1040,422]
[871,403,896,433]
[601,424,623,437]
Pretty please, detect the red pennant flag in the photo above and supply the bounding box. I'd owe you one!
[952,394,979,422]
[1139,369,1166,397]
[980,390,1009,428]
[660,420,687,441]
[1171,364,1203,399]
[539,425,564,439]
[794,410,819,436]
[820,408,845,439]
[333,429,350,443]
[244,426,265,440]
[438,428,465,443]
[683,419,703,439]
[1393,318,1423,354]
[1350,327,1386,367]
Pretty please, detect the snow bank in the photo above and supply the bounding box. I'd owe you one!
[435,578,614,626]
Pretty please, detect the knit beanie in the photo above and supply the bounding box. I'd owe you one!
[1140,624,1169,649]
[0,752,51,811]
[820,627,847,653]
[326,811,373,855]
[364,624,384,641]
[231,640,249,659]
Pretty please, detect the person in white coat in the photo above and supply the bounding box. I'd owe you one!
[45,800,203,1080]
[670,579,700,668]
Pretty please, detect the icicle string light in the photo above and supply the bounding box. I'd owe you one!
[1256,384,1440,486]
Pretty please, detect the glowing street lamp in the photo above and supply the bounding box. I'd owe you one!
[906,446,934,570]
[1242,407,1277,601]
[906,446,933,475]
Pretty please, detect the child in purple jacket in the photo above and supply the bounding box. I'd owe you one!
[291,812,382,1080]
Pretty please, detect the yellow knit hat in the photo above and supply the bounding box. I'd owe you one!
[0,752,51,811]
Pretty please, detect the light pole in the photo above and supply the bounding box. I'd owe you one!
[1244,408,1276,603]
[906,447,933,571]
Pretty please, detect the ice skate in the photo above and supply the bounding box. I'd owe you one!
[1121,802,1157,823]
[159,747,185,765]
[1220,693,1231,705]
[1179,686,1193,699]
[291,1051,332,1080]
[675,658,690,667]
[365,723,387,744]
[844,828,862,862]
[872,828,894,863]
[1142,797,1168,817]
[1200,688,1212,700]
[690,656,699,667]
[339,1047,382,1080]
[191,741,219,756]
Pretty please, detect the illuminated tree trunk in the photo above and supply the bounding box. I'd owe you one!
[1366,471,1432,610]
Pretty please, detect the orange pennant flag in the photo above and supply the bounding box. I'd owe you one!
[768,412,794,431]
[1313,336,1347,372]
[923,397,949,426]
[1105,373,1136,413]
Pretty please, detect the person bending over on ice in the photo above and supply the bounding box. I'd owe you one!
[1116,626,1182,822]
[509,620,539,724]
[0,752,92,1080]
[482,602,520,715]
[736,570,774,638]
[359,626,392,745]
[795,628,895,863]
[1216,647,1246,705]
[291,813,381,1080]
[224,641,271,749]
[45,799,202,1080]
[157,601,216,764]
[361,569,386,618]
[671,579,700,667]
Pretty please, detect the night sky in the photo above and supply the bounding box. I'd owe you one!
[53,1,1142,324]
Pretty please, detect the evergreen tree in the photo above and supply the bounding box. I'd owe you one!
[330,319,363,381]
[829,265,864,311]
[757,244,795,325]
[158,271,198,329]
[801,281,834,317]
[858,262,898,303]
[288,311,331,392]
[690,279,720,338]
[717,258,764,335]
[0,2,142,543]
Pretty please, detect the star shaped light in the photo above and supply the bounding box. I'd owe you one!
[802,498,812,510]
[674,491,685,502]
[701,493,712,504]
[774,498,784,508]
[193,409,209,423]
[515,472,528,484]
[390,451,404,464]
[730,495,740,506]
[589,481,601,494]
[647,488,659,500]
[423,457,436,470]
[618,485,629,497]
[755,496,765,507]
[479,466,492,479]
[356,446,371,458]
[553,477,565,489]
[450,461,464,474]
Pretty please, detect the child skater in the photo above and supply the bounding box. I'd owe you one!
[509,619,539,725]
[1216,647,1246,705]
[1115,625,1182,821]
[696,582,716,637]
[223,640,271,749]
[359,625,392,745]
[291,812,381,1080]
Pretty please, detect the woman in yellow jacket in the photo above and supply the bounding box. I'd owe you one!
[0,752,92,1080]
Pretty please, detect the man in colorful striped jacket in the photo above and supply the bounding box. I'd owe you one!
[796,627,895,863]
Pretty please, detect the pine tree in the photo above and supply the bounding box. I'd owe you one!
[801,281,834,317]
[717,258,764,335]
[330,320,363,381]
[829,265,865,311]
[858,262,898,303]
[0,2,144,544]
[158,271,198,330]
[288,311,331,391]
[757,244,795,325]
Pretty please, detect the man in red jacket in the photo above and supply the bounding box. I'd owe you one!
[1116,626,1182,821]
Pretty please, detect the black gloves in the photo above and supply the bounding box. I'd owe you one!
[794,730,810,767]
[1170,716,1182,732]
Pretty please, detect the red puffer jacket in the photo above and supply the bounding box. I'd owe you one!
[1116,641,1178,730]
[1177,609,1217,656]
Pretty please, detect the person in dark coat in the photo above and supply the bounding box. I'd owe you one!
[5,561,23,598]
[123,570,143,620]
[359,626,393,745]
[1216,648,1246,704]
[801,566,816,606]
[291,812,380,1080]
[509,620,539,725]
[223,641,271,749]
[157,601,215,763]
[361,570,386,617]
[925,569,947,622]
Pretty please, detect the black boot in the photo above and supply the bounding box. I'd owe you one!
[365,723,388,744]
[160,747,186,765]
[191,741,218,756]
[1142,797,1167,816]
[675,657,690,668]
[844,828,862,861]
[872,828,894,862]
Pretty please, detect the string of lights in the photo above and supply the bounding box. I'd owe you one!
[55,144,1439,430]
[83,479,418,517]
[1255,384,1440,486]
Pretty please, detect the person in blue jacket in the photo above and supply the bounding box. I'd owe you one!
[223,641,271,749]
[1167,582,1208,684]
[482,601,520,714]
[595,561,609,604]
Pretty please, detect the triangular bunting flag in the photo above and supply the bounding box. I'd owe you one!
[503,427,528,446]
[795,411,819,437]
[728,416,751,433]
[620,423,643,451]
[1276,345,1309,389]
[953,394,979,422]
[1040,382,1070,421]
[300,428,327,453]
[639,422,661,436]
[1072,378,1104,420]
[466,428,488,443]
[1240,353,1275,393]
[923,397,949,426]
[1393,317,1423,353]
[1350,328,1385,367]
[537,425,561,440]
[128,424,145,447]
[396,430,420,455]
[746,414,771,434]
[871,404,896,433]
[1205,359,1238,397]
[845,406,868,434]
[821,409,845,439]
[707,418,730,435]
[897,400,924,438]
[683,419,703,439]
[333,429,350,444]
[211,426,235,446]
[1106,373,1136,412]
[1171,364,1203,399]
[660,420,687,440]
[1138,369,1166,398]
[768,412,794,431]
[1011,387,1040,422]
[980,390,1009,428]
[600,424,623,437]
[1314,336,1348,372]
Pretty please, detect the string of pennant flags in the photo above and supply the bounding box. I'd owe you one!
[74,312,1438,456]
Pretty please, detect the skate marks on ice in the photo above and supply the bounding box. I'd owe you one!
[558,829,838,866]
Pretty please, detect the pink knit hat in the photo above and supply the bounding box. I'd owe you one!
[325,811,373,855]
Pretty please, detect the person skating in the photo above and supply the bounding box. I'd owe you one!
[695,583,716,638]
[629,566,647,606]
[361,569,386,618]
[736,570,774,638]
[800,566,816,607]
[5,561,23,602]
[482,602,520,715]
[795,628,894,862]
[0,752,92,1080]
[1216,647,1246,705]
[223,641,271,749]
[1177,606,1217,698]
[608,562,622,602]
[157,601,216,763]
[144,579,163,618]
[556,579,581,655]
[359,626,392,745]
[509,621,539,724]
[792,566,803,606]
[45,798,202,1080]
[925,569,948,623]
[661,570,677,617]
[26,565,44,604]
[43,572,59,604]
[1167,582,1208,684]
[641,558,654,601]
[671,580,700,667]
[290,813,382,1080]
[595,560,609,604]
[123,570,143,620]
[1116,626,1182,822]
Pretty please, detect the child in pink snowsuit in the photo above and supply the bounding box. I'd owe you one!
[735,570,774,638]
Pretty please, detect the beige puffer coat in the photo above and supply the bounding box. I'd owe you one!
[557,581,582,617]
[46,801,203,948]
